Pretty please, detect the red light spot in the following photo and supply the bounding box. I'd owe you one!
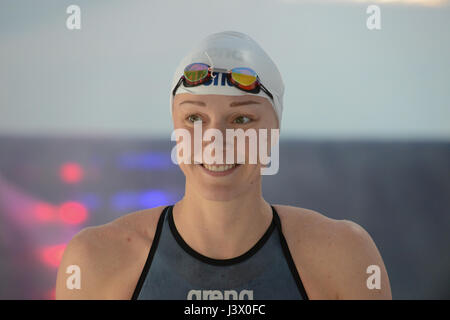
[58,201,88,225]
[33,202,57,222]
[60,162,84,184]
[40,244,67,268]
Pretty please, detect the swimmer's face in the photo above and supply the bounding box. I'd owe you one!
[172,93,279,201]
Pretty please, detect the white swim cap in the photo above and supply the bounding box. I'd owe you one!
[170,31,284,128]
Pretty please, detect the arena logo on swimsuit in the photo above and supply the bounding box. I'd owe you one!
[187,289,253,300]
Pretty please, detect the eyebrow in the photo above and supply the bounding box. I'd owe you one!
[178,100,262,107]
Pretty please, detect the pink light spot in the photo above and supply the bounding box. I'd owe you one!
[60,162,84,184]
[58,201,88,225]
[33,202,57,222]
[39,244,67,268]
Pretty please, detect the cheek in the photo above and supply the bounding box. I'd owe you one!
[179,162,197,178]
[261,113,279,131]
[257,114,279,159]
[227,131,273,166]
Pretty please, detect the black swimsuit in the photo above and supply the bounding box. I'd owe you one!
[132,205,309,300]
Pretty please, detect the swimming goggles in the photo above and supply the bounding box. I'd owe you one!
[172,62,274,101]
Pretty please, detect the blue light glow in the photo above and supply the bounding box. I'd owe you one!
[118,152,172,170]
[111,189,174,212]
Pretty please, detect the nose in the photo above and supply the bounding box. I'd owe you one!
[201,119,235,164]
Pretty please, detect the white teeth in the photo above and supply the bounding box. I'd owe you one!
[202,164,236,172]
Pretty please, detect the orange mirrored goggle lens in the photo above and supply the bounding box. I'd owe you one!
[183,63,210,84]
[230,67,258,88]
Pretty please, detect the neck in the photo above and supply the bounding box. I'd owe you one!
[172,182,273,260]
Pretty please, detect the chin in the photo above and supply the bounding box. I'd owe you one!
[181,163,261,200]
[194,168,244,201]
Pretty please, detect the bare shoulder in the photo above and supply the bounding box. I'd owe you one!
[273,204,392,300]
[55,205,168,300]
[273,204,364,244]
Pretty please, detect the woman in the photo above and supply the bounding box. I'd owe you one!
[56,31,392,300]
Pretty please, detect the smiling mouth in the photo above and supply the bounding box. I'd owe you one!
[201,163,239,172]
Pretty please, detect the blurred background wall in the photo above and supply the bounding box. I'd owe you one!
[0,0,449,299]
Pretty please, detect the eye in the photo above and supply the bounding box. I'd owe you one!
[233,115,252,124]
[186,114,202,123]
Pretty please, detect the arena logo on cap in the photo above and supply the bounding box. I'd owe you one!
[201,72,234,87]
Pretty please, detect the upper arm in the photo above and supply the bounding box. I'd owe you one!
[55,227,107,299]
[331,220,392,300]
[55,209,160,300]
